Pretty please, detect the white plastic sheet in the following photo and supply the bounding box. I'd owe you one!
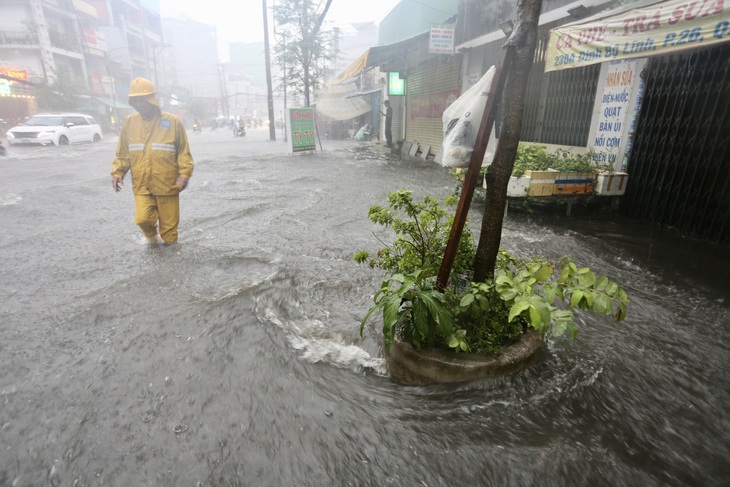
[439,66,496,168]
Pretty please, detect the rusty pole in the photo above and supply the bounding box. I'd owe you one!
[436,47,514,291]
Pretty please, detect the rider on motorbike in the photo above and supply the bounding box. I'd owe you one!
[233,116,246,137]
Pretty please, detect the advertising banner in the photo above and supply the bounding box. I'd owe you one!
[288,108,317,153]
[83,28,107,50]
[429,23,456,54]
[545,0,730,72]
[411,89,460,119]
[586,58,646,172]
[0,66,30,84]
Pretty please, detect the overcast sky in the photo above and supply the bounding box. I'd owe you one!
[159,0,400,61]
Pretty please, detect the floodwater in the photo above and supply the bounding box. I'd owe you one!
[1,128,728,486]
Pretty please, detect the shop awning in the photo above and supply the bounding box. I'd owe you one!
[333,33,426,84]
[545,0,730,72]
[315,82,372,120]
[334,49,372,83]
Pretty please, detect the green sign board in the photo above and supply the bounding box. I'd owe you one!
[288,108,317,153]
[388,72,405,96]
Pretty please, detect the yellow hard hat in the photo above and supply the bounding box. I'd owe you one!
[128,77,156,97]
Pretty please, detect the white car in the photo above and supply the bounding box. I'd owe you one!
[6,113,103,146]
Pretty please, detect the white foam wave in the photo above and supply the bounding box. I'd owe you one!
[265,309,386,376]
[288,335,387,375]
[0,193,22,206]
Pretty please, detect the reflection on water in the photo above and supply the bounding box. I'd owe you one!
[0,138,728,485]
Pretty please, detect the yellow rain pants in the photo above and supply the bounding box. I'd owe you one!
[134,194,180,243]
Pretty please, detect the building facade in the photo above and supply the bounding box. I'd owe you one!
[0,0,169,129]
[335,0,729,243]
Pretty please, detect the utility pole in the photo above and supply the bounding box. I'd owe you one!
[217,63,229,118]
[273,0,287,142]
[282,37,287,142]
[262,0,276,141]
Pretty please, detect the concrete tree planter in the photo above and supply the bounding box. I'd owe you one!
[384,329,544,385]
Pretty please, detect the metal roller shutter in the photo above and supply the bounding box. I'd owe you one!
[405,58,461,157]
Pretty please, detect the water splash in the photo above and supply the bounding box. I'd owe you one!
[0,193,22,206]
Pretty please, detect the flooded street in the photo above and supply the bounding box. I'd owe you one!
[1,127,728,486]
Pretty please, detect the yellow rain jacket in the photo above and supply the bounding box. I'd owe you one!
[111,111,194,195]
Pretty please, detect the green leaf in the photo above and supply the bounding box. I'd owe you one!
[570,290,584,309]
[579,271,596,288]
[582,291,594,309]
[606,281,618,297]
[420,292,454,335]
[412,298,428,337]
[543,284,556,304]
[509,300,531,322]
[531,296,552,324]
[596,276,609,291]
[592,293,609,314]
[553,321,567,337]
[382,295,401,330]
[618,288,629,302]
[534,264,554,282]
[476,295,490,312]
[529,305,542,328]
[460,294,475,308]
[477,283,491,293]
[567,322,579,340]
[495,274,512,286]
[558,266,570,283]
[359,303,382,336]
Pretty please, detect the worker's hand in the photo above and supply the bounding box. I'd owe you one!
[112,176,123,192]
[175,176,189,191]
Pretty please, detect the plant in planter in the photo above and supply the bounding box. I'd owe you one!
[511,144,605,177]
[503,144,610,199]
[355,189,629,360]
[356,0,629,384]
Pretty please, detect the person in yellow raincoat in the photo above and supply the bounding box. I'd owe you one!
[111,78,194,244]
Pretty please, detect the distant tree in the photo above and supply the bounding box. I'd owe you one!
[272,0,335,107]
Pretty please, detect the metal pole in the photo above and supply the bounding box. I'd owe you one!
[262,0,276,141]
[107,46,128,132]
[282,38,287,142]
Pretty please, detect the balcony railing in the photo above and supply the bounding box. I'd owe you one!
[0,31,40,46]
[48,30,81,52]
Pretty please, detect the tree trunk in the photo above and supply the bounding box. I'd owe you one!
[473,0,543,282]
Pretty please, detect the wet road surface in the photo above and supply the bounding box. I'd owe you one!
[1,127,729,486]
